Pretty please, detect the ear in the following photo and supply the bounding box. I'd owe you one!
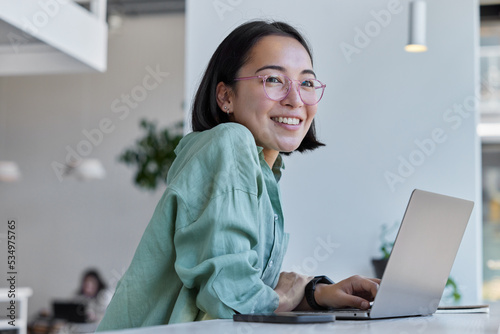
[215,81,234,113]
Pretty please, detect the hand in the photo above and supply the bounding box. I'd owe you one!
[315,275,380,310]
[274,272,313,312]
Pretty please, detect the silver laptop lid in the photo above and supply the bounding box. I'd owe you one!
[370,189,474,319]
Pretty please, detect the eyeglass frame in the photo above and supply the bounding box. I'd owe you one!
[233,74,326,106]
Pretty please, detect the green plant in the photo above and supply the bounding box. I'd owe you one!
[378,221,399,259]
[445,277,461,303]
[118,119,183,191]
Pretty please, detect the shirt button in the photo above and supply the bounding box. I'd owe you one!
[274,214,279,222]
[269,260,274,267]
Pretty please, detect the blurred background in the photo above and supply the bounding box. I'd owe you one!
[0,0,499,332]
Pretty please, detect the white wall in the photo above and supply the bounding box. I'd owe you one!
[185,0,481,303]
[0,14,185,317]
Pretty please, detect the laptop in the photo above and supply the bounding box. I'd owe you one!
[302,189,474,320]
[53,301,87,323]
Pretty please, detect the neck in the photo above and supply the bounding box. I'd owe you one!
[263,149,279,169]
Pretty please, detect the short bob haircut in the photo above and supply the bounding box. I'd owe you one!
[78,269,107,297]
[191,20,325,154]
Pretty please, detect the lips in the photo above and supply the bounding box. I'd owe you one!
[271,116,301,125]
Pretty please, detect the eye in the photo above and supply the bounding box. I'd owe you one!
[265,75,284,84]
[301,80,315,88]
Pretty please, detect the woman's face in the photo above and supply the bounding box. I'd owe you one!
[83,276,99,297]
[222,35,318,166]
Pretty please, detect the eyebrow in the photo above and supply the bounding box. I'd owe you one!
[255,65,317,78]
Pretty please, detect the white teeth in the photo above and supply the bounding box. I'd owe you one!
[273,117,300,125]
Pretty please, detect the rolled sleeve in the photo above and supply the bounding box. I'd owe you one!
[173,188,279,318]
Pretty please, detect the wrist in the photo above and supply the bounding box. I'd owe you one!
[314,283,329,308]
[304,275,334,310]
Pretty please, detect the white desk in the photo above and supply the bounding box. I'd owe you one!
[99,304,500,334]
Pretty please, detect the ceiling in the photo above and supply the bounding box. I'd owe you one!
[2,1,499,19]
[103,1,497,20]
[99,0,185,16]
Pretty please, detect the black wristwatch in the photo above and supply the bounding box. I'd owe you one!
[305,275,335,310]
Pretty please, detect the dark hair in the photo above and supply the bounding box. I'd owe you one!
[79,269,106,297]
[191,20,324,154]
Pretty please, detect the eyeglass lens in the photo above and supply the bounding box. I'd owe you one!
[263,75,324,105]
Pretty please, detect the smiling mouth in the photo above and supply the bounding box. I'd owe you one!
[271,117,301,125]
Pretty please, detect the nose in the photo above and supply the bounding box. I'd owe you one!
[280,81,303,108]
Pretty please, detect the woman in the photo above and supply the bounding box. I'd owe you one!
[75,269,112,323]
[97,20,379,330]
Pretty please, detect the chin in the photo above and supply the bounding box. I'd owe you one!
[278,144,301,153]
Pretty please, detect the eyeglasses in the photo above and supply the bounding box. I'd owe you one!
[234,74,326,106]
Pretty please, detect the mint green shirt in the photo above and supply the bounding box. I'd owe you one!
[97,123,289,330]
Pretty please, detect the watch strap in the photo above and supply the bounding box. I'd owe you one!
[305,275,334,310]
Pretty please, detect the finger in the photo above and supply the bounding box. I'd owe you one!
[351,277,379,299]
[334,292,371,310]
